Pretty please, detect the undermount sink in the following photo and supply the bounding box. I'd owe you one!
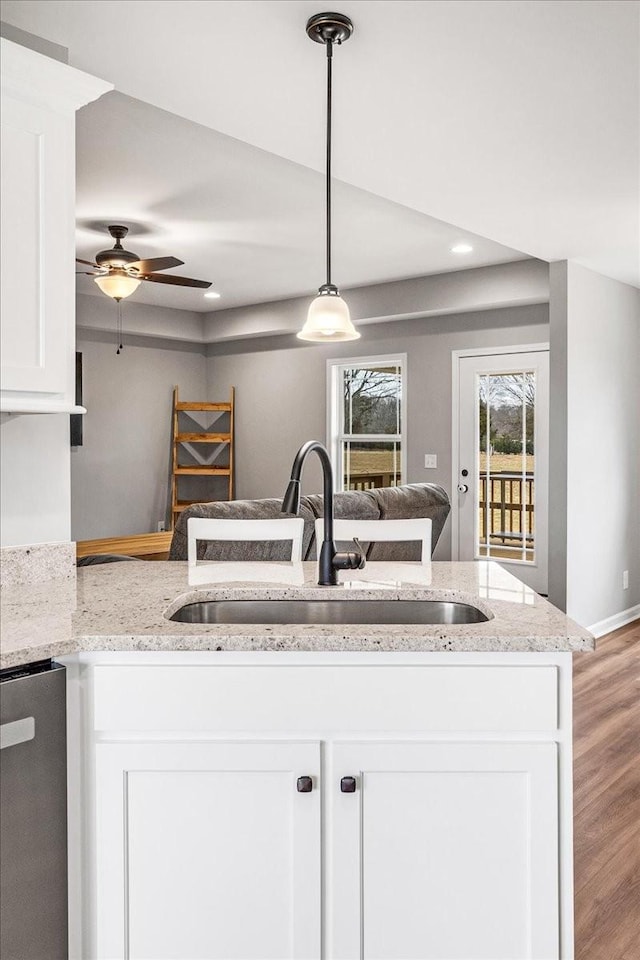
[169,599,490,625]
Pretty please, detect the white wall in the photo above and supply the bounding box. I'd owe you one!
[0,413,71,546]
[71,334,207,540]
[549,261,640,628]
[207,303,549,560]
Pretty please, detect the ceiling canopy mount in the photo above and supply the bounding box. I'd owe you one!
[305,12,354,46]
[95,225,140,267]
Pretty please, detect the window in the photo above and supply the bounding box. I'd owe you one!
[327,355,406,491]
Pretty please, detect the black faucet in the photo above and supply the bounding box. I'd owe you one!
[282,440,366,585]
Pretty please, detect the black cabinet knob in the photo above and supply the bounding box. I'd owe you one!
[297,775,313,793]
[340,776,357,793]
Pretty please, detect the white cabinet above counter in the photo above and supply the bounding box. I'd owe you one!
[0,39,112,414]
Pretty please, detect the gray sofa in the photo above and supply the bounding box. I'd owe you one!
[169,483,450,562]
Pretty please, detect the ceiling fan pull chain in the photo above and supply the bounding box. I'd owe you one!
[116,300,123,354]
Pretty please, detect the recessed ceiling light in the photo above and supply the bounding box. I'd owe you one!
[204,291,221,299]
[451,243,473,254]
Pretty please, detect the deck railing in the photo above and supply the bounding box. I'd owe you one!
[345,472,400,491]
[479,472,534,544]
[344,470,535,549]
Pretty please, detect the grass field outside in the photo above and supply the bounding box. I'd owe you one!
[345,451,534,483]
[479,452,535,474]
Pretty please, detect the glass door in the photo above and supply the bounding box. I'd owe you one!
[456,350,549,593]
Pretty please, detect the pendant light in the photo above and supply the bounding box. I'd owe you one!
[297,12,360,342]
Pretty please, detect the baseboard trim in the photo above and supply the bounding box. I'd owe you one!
[587,604,640,639]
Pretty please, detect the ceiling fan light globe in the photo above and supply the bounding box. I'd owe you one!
[297,292,360,342]
[94,273,142,300]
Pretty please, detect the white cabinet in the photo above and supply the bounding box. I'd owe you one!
[94,740,321,960]
[79,653,573,960]
[330,741,559,960]
[0,39,111,413]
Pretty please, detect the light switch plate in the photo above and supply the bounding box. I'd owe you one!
[424,454,438,469]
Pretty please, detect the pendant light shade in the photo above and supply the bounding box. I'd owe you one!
[94,272,141,301]
[298,287,359,341]
[299,12,358,343]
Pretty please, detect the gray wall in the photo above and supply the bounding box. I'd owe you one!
[71,333,207,540]
[549,261,640,628]
[206,303,549,559]
[548,263,569,611]
[203,260,548,343]
[76,293,205,343]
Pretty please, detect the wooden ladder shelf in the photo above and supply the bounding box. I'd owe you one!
[170,386,235,528]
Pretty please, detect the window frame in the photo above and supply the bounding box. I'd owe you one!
[326,353,408,492]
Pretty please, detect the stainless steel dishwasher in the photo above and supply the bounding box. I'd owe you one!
[0,660,68,960]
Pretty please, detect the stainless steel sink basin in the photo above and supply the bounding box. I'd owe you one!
[169,599,489,625]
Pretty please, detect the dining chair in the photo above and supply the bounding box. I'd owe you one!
[314,517,432,563]
[187,517,305,564]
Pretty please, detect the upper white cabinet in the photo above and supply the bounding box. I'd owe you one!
[0,39,112,413]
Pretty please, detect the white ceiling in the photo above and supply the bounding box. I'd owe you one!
[75,92,528,312]
[4,0,639,289]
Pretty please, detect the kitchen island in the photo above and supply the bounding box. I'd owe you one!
[1,558,592,665]
[1,559,592,959]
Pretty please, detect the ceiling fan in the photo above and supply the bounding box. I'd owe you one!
[76,225,212,301]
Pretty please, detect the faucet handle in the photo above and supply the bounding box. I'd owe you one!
[332,538,366,572]
[352,538,366,569]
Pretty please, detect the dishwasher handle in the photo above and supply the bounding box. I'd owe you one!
[0,717,35,750]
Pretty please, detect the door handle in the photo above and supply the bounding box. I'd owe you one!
[340,776,357,793]
[0,717,35,750]
[457,483,469,493]
[296,775,313,793]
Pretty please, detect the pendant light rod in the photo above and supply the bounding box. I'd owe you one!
[306,12,354,291]
[325,39,333,288]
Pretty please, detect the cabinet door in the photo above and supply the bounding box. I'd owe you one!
[330,741,559,960]
[0,95,73,397]
[95,740,320,960]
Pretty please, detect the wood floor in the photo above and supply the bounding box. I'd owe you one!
[573,618,640,959]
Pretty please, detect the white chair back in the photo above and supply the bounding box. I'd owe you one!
[314,517,432,563]
[187,517,305,564]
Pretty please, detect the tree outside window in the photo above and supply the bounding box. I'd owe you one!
[329,357,406,491]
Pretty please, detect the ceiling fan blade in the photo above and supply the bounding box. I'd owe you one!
[76,258,99,268]
[128,256,184,273]
[76,270,101,276]
[142,273,212,289]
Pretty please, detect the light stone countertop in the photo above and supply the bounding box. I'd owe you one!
[0,560,594,669]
